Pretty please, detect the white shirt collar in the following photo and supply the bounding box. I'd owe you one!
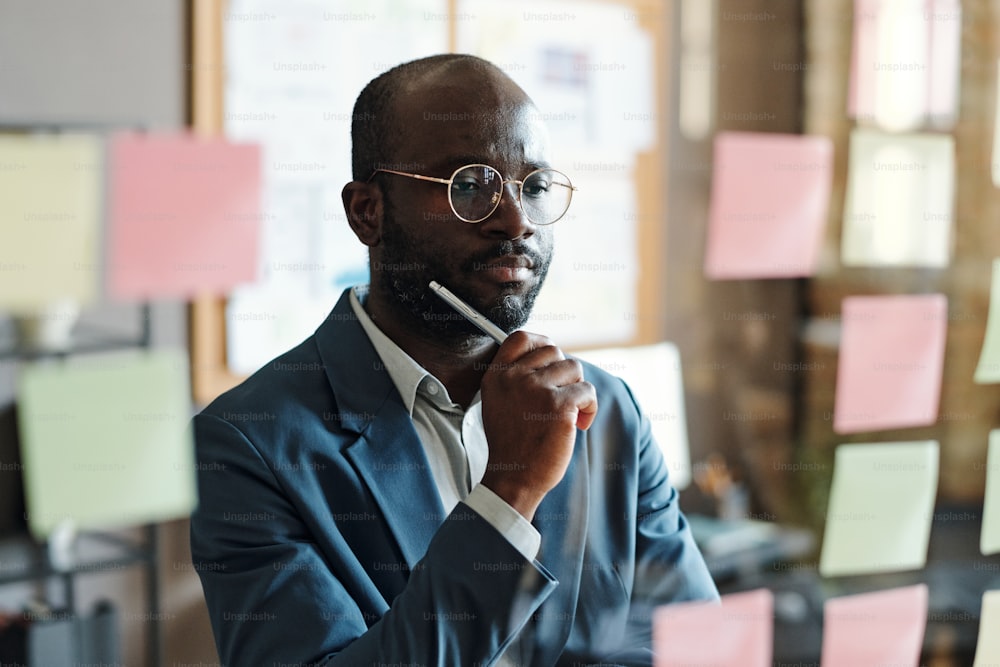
[349,285,474,415]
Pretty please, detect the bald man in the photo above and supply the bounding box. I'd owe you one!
[191,53,717,667]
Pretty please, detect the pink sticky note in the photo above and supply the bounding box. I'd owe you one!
[108,132,261,300]
[704,132,833,280]
[849,0,959,130]
[926,0,962,126]
[848,0,880,121]
[834,294,947,434]
[821,584,928,667]
[653,589,772,667]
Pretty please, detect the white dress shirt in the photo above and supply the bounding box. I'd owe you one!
[349,286,539,665]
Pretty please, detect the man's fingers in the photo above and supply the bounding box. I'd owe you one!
[551,381,598,431]
[527,357,584,388]
[576,394,598,430]
[491,330,558,365]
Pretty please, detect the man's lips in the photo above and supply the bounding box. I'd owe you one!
[478,255,535,282]
[486,254,534,270]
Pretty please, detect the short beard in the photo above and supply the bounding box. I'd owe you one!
[372,199,551,345]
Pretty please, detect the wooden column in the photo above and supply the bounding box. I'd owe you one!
[666,0,807,521]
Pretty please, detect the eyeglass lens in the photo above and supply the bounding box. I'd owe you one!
[448,165,573,225]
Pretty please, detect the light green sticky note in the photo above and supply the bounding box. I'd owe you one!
[0,134,102,312]
[983,431,1000,555]
[17,349,196,539]
[820,441,939,577]
[842,129,954,268]
[975,259,1000,384]
[974,590,1000,667]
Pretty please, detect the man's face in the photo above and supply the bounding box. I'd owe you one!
[370,69,556,343]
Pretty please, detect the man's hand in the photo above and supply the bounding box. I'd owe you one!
[479,331,598,521]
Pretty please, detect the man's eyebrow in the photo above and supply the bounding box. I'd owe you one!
[434,155,484,171]
[432,155,554,172]
[525,158,553,170]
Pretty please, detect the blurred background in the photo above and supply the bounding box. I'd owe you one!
[0,0,998,664]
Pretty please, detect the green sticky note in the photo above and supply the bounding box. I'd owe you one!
[820,441,939,577]
[842,129,954,268]
[982,431,1000,555]
[975,259,1000,384]
[0,134,101,312]
[17,350,196,539]
[974,590,1000,667]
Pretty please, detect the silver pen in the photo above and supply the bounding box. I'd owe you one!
[428,280,509,344]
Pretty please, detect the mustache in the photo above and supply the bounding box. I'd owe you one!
[460,240,545,273]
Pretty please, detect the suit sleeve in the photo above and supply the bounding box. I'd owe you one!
[190,413,557,666]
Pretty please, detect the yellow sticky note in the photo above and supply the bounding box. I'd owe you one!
[0,134,101,312]
[974,590,1000,667]
[842,128,954,268]
[820,441,939,577]
[17,350,196,539]
[975,259,1000,384]
[982,431,1000,555]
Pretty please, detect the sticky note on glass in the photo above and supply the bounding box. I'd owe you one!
[925,0,963,129]
[982,430,1000,555]
[573,343,691,490]
[653,588,772,667]
[820,441,938,577]
[842,129,954,268]
[820,584,928,666]
[848,0,961,132]
[108,132,261,300]
[0,134,101,313]
[17,350,196,539]
[847,0,879,123]
[704,131,833,279]
[974,590,1000,666]
[872,0,931,132]
[975,259,1000,384]
[834,294,947,433]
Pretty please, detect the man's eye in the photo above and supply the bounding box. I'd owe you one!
[522,180,551,197]
[451,180,481,194]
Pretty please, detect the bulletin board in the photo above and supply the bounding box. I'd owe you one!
[0,0,185,128]
[189,0,673,405]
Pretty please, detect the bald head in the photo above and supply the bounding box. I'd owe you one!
[341,53,556,345]
[350,54,535,181]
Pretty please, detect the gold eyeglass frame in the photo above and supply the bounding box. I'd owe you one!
[367,163,577,225]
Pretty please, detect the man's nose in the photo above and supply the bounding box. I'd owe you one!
[480,182,534,240]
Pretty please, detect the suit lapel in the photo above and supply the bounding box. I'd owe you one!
[314,289,594,658]
[344,415,446,570]
[315,290,446,571]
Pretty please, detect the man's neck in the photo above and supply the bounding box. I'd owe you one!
[364,290,498,409]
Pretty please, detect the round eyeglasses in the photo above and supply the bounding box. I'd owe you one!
[368,163,577,225]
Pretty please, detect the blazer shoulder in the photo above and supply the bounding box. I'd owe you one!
[579,359,637,404]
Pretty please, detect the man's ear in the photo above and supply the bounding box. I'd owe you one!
[341,180,383,247]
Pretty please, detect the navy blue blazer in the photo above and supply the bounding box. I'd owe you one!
[190,289,718,666]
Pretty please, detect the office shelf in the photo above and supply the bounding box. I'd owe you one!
[0,301,164,666]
